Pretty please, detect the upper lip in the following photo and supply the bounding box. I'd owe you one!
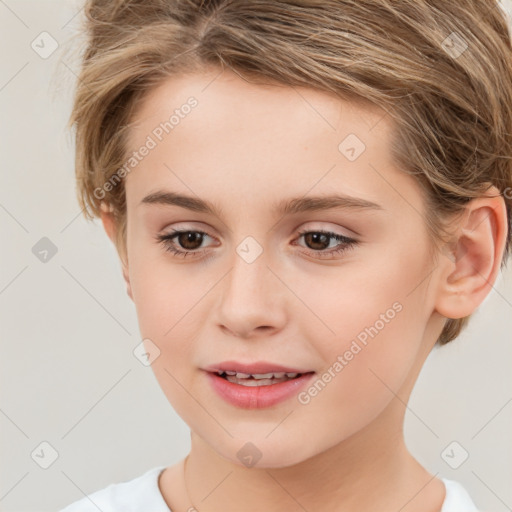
[203,360,314,374]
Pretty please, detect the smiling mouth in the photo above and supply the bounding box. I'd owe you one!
[214,370,313,386]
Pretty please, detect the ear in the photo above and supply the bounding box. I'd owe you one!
[100,204,133,301]
[434,185,508,319]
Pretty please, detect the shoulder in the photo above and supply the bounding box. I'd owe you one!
[58,466,170,512]
[440,478,479,512]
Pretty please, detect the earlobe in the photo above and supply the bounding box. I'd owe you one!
[122,265,134,301]
[100,203,116,243]
[100,203,133,301]
[434,187,507,320]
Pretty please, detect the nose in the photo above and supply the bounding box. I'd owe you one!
[215,245,288,339]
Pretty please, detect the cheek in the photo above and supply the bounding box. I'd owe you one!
[293,300,425,445]
[292,245,429,414]
[128,254,214,382]
[129,251,207,337]
[293,252,425,362]
[130,261,205,416]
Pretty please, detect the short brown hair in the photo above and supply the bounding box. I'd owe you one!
[68,0,512,344]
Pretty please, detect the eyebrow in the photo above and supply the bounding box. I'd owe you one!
[139,190,383,217]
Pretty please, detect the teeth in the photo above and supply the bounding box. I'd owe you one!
[226,375,288,386]
[217,370,299,381]
[248,372,274,380]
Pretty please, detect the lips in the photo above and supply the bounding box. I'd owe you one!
[202,360,316,408]
[205,370,316,409]
[203,360,313,375]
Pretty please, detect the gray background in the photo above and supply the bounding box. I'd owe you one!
[1,1,511,511]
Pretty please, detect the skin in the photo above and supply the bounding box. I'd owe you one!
[101,67,507,512]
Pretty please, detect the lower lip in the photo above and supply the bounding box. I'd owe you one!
[205,371,316,409]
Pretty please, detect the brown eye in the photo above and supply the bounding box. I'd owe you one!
[295,229,359,259]
[175,231,204,250]
[303,232,331,251]
[155,229,214,258]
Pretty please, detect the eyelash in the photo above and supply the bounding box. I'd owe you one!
[155,228,358,260]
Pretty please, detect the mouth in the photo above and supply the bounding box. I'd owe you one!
[205,368,316,409]
[213,370,313,387]
[202,361,316,408]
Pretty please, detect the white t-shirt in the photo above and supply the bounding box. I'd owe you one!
[59,465,479,512]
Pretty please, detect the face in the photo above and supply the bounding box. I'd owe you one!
[119,68,443,467]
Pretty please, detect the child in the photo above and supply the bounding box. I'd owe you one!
[61,0,512,511]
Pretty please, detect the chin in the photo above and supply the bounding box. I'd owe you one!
[210,435,318,470]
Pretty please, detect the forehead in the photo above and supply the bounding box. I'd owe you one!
[127,68,388,147]
[123,69,420,219]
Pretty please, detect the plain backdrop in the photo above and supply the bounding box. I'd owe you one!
[1,1,511,511]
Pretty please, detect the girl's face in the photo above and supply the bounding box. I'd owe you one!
[121,68,446,467]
